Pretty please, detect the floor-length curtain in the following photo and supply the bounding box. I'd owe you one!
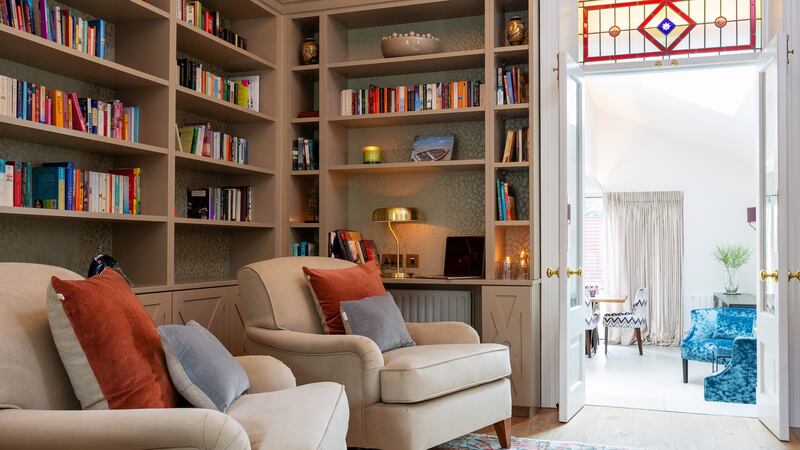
[604,191,684,346]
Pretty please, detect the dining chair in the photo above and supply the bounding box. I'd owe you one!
[584,288,600,358]
[602,287,648,355]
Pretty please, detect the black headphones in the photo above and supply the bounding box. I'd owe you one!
[88,253,133,286]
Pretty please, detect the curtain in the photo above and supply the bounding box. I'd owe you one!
[604,191,684,346]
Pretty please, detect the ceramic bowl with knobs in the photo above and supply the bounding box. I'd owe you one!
[381,32,441,58]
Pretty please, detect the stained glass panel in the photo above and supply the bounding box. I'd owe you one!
[578,0,762,64]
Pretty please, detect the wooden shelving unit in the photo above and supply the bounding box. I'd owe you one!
[328,159,486,175]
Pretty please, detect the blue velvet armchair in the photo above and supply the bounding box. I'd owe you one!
[703,337,756,404]
[681,308,756,383]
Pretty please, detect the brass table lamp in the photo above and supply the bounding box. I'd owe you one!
[372,207,421,279]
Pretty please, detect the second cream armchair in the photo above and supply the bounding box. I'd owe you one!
[238,256,513,450]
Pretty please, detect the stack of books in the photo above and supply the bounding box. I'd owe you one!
[176,1,247,50]
[496,65,528,105]
[177,59,259,111]
[501,127,530,163]
[0,76,140,141]
[186,186,252,222]
[292,241,317,257]
[340,80,483,116]
[0,159,141,214]
[178,124,249,165]
[327,230,377,263]
[495,178,517,221]
[0,1,108,59]
[291,137,317,171]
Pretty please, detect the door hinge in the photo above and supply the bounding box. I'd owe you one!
[553,53,560,81]
[788,35,794,64]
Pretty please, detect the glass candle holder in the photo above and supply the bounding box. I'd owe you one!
[362,145,382,164]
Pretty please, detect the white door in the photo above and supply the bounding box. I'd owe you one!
[555,51,586,422]
[756,35,790,441]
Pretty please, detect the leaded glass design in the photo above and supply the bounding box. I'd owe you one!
[578,0,762,63]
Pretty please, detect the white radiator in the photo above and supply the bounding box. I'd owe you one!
[690,293,715,310]
[390,289,473,326]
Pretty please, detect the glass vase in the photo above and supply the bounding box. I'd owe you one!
[724,267,739,294]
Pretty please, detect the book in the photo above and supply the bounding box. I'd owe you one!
[187,186,252,222]
[177,1,247,50]
[340,80,483,116]
[292,137,317,171]
[497,65,528,105]
[177,59,259,111]
[501,127,529,163]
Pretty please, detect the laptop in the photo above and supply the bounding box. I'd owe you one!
[419,236,485,279]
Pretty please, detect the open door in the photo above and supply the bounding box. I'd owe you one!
[554,51,586,422]
[755,34,789,441]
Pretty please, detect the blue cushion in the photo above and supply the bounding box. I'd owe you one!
[158,321,249,412]
[340,292,416,352]
[713,310,754,340]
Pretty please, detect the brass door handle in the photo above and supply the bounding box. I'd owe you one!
[546,267,560,278]
[567,267,583,278]
[789,271,800,282]
[761,270,779,282]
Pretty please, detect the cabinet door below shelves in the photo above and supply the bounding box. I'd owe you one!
[229,286,245,356]
[172,287,231,349]
[481,286,539,412]
[137,292,173,326]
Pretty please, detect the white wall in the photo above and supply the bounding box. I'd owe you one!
[584,66,760,330]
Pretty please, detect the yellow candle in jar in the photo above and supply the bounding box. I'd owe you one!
[362,145,382,164]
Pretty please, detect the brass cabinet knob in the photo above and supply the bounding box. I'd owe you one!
[761,270,779,282]
[567,267,583,278]
[546,267,559,278]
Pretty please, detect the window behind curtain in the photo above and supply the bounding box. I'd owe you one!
[583,196,607,291]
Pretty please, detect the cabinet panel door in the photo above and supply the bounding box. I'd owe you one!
[137,292,172,326]
[482,286,534,407]
[172,287,230,349]
[229,286,246,356]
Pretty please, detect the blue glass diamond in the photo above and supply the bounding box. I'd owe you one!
[657,18,676,36]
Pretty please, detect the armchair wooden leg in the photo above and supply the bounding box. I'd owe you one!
[585,330,592,358]
[494,419,511,449]
[604,327,609,354]
[634,327,643,355]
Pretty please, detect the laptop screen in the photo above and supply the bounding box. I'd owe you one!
[444,236,485,277]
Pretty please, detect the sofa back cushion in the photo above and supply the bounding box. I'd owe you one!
[0,263,82,411]
[238,257,357,334]
[49,269,178,410]
[713,310,755,340]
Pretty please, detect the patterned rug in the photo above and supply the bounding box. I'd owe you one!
[437,434,641,450]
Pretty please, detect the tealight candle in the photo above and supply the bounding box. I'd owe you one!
[362,145,382,164]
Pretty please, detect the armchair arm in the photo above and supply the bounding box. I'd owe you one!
[235,355,296,393]
[0,408,249,450]
[405,321,480,345]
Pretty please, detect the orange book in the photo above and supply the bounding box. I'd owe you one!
[50,90,64,128]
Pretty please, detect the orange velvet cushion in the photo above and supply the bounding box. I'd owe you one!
[303,261,386,334]
[48,269,178,409]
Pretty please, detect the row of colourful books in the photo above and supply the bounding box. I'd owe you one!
[1,1,108,59]
[0,75,141,142]
[177,124,249,165]
[176,1,247,51]
[495,178,517,221]
[0,159,141,214]
[501,127,530,163]
[496,65,529,105]
[327,230,378,264]
[292,241,318,257]
[186,186,252,222]
[177,58,259,111]
[340,80,484,116]
[291,137,317,171]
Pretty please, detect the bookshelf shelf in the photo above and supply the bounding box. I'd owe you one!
[188,0,273,19]
[0,206,167,223]
[328,0,483,28]
[173,217,275,229]
[174,152,275,175]
[291,170,320,176]
[64,0,170,22]
[494,220,531,227]
[0,115,168,156]
[494,103,530,118]
[0,24,169,89]
[291,64,319,75]
[328,159,486,175]
[176,21,275,72]
[495,161,530,170]
[327,49,485,78]
[329,107,485,128]
[175,86,275,123]
[291,117,320,124]
[494,44,530,63]
[289,222,320,229]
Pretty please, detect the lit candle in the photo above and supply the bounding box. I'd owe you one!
[362,145,382,164]
[503,256,512,280]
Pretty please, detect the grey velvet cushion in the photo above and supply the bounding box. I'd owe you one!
[158,321,249,412]
[340,292,416,352]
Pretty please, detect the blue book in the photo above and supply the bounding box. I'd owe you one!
[496,179,504,221]
[133,106,140,142]
[300,241,308,257]
[292,242,300,256]
[42,162,74,210]
[32,166,59,208]
[18,81,26,120]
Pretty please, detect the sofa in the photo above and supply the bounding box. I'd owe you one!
[238,257,513,450]
[681,307,756,383]
[704,336,756,404]
[0,263,349,450]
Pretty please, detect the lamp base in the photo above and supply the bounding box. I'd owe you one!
[381,271,414,279]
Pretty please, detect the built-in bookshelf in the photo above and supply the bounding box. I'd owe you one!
[280,0,538,281]
[0,0,279,290]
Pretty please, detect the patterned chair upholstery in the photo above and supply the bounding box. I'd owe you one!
[602,288,648,355]
[681,307,755,383]
[584,289,600,357]
[703,337,756,404]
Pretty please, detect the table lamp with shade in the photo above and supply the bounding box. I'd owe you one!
[372,207,421,279]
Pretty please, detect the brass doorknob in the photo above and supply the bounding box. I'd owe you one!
[546,267,560,278]
[789,271,800,282]
[567,267,583,278]
[761,270,779,282]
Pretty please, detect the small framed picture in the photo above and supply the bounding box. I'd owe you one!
[411,135,455,161]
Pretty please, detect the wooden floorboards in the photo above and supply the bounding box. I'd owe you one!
[477,406,800,450]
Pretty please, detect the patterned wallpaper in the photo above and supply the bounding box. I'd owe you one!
[174,226,231,281]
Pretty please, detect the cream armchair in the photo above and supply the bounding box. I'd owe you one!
[0,263,349,450]
[238,257,513,450]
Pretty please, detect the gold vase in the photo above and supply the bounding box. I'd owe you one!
[505,16,527,46]
[301,38,318,65]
